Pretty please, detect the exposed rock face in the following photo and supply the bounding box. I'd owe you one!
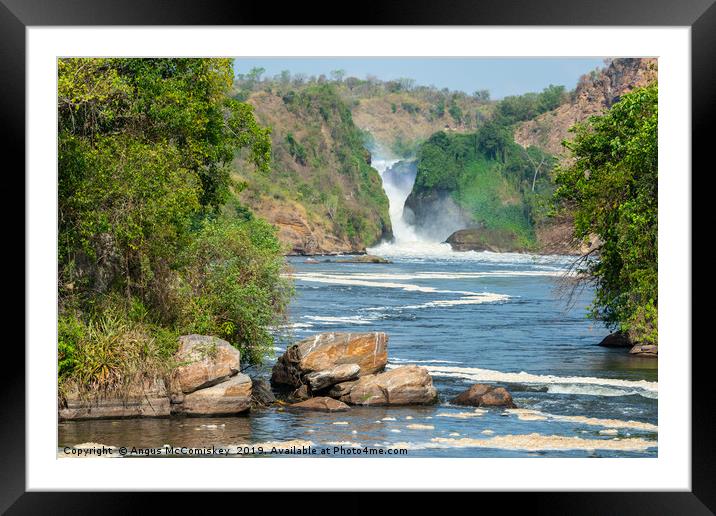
[172,335,241,394]
[271,332,388,388]
[290,396,351,413]
[59,378,170,420]
[305,364,361,391]
[514,58,658,156]
[173,374,252,416]
[403,190,473,242]
[251,378,276,406]
[445,227,524,253]
[452,384,516,408]
[327,380,360,400]
[288,384,311,402]
[348,366,438,406]
[598,332,633,348]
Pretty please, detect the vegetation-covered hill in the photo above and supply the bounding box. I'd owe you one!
[233,83,392,254]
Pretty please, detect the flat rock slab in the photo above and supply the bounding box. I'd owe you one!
[59,378,170,420]
[173,374,252,416]
[271,332,388,388]
[629,344,658,357]
[172,334,241,394]
[290,397,350,412]
[349,365,438,406]
[452,384,516,408]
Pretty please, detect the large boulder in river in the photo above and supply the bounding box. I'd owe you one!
[348,366,438,406]
[271,332,388,388]
[59,378,170,420]
[172,374,252,416]
[452,384,516,408]
[172,335,241,394]
[290,396,350,413]
[598,332,632,348]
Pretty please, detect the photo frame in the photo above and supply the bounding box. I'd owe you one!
[4,0,710,511]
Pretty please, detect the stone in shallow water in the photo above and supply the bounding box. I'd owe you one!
[290,396,350,413]
[348,365,438,406]
[451,384,516,408]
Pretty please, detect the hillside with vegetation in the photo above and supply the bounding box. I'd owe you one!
[404,85,565,251]
[235,68,493,158]
[233,82,392,254]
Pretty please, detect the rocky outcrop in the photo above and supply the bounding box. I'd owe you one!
[327,380,360,400]
[251,378,276,407]
[445,227,524,253]
[290,397,350,413]
[348,366,438,406]
[515,58,658,156]
[334,255,392,264]
[452,384,516,408]
[598,332,633,348]
[629,344,658,357]
[59,378,170,420]
[172,335,241,394]
[403,190,473,242]
[173,374,252,416]
[271,332,388,389]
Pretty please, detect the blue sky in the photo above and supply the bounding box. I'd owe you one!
[233,57,607,99]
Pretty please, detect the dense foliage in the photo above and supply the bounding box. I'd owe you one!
[411,122,556,246]
[58,58,291,392]
[236,83,391,248]
[555,84,658,344]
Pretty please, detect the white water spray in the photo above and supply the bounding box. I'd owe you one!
[369,156,461,258]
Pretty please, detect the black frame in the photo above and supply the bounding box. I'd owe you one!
[3,0,710,512]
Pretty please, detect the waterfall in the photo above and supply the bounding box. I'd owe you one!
[369,155,456,257]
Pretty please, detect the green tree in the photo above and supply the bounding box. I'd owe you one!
[554,83,658,344]
[58,58,287,390]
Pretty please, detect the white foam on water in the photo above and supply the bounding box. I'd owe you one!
[303,315,373,326]
[505,409,658,432]
[390,358,462,364]
[387,364,658,398]
[293,272,511,312]
[546,384,658,399]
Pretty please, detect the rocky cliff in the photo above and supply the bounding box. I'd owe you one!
[514,58,657,156]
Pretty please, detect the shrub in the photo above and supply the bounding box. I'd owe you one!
[177,217,293,365]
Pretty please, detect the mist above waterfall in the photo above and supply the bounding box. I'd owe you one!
[369,154,461,257]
